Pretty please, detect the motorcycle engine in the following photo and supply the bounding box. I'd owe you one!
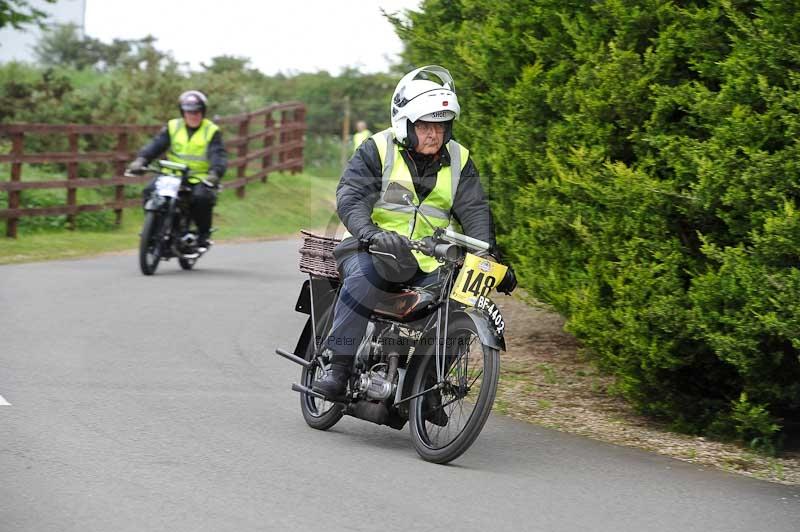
[355,324,409,401]
[180,232,197,252]
[358,366,395,401]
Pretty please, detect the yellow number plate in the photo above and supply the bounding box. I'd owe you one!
[450,253,508,306]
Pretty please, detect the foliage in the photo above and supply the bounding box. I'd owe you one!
[34,23,172,72]
[22,24,396,135]
[393,0,800,448]
[3,26,398,180]
[0,0,54,30]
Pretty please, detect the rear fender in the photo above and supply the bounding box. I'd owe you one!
[293,277,340,356]
[293,317,314,358]
[294,277,339,316]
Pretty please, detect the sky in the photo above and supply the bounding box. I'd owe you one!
[84,0,422,75]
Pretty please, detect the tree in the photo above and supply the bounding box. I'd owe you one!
[34,24,177,72]
[34,23,99,69]
[0,0,55,30]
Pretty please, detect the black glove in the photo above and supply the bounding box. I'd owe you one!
[206,170,221,187]
[369,230,409,259]
[126,157,146,175]
[496,264,517,295]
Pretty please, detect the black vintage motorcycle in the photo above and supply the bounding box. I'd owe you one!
[277,183,512,464]
[127,160,217,276]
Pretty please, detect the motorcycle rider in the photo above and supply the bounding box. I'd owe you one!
[313,65,516,398]
[127,90,227,251]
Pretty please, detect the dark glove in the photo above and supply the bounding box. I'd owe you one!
[126,157,147,175]
[369,230,410,259]
[206,170,221,187]
[496,264,517,295]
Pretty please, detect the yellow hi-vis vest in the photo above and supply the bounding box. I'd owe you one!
[365,128,469,273]
[352,129,372,154]
[167,118,219,183]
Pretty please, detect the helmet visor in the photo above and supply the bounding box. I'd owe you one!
[419,110,456,122]
[180,102,203,112]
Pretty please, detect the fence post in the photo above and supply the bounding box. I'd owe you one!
[237,115,250,199]
[279,109,289,169]
[293,105,305,174]
[6,132,24,238]
[262,112,274,183]
[114,131,128,225]
[66,132,79,230]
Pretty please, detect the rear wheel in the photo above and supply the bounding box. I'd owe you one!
[409,314,500,464]
[139,211,163,276]
[299,309,343,430]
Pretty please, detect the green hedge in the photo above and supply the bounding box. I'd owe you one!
[394,0,800,449]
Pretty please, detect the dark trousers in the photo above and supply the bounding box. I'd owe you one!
[142,180,217,237]
[325,251,439,358]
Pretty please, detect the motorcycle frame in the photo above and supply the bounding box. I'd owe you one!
[143,171,197,259]
[293,255,506,409]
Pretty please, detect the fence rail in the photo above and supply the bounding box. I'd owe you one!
[0,102,306,238]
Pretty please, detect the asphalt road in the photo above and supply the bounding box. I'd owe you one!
[1,240,799,532]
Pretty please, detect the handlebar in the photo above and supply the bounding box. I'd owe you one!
[124,160,219,189]
[441,229,490,252]
[407,239,463,262]
[363,230,487,263]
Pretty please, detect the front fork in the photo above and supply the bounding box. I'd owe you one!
[143,194,175,254]
[159,197,177,246]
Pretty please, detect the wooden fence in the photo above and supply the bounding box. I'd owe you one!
[0,102,305,238]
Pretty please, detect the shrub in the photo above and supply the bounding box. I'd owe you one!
[394,0,800,447]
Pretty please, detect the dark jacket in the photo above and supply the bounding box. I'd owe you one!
[336,135,496,251]
[137,122,228,177]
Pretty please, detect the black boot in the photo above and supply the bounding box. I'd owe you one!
[313,359,351,399]
[197,233,213,253]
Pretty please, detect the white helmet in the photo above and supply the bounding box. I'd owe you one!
[391,65,460,147]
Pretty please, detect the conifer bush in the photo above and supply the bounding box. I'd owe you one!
[394,0,800,447]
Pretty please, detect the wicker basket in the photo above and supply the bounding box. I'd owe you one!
[298,230,341,279]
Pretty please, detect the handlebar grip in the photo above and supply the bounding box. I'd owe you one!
[443,229,490,252]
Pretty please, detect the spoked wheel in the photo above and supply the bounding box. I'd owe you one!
[299,311,343,430]
[139,211,163,275]
[409,314,500,464]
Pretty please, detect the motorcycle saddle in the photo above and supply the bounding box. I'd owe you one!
[372,288,438,321]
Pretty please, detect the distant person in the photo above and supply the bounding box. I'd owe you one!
[127,90,227,251]
[352,120,372,154]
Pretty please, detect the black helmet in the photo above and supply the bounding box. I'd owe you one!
[178,90,207,114]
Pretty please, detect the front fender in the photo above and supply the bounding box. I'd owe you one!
[144,195,167,211]
[401,306,506,402]
[459,307,506,352]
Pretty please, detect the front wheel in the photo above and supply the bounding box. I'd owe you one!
[179,257,196,270]
[408,314,500,464]
[139,211,163,275]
